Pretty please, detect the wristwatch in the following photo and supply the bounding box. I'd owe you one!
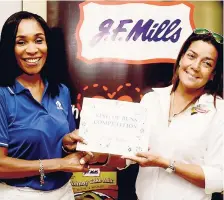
[165,160,176,174]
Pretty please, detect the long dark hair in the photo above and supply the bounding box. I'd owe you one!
[0,11,60,97]
[171,32,223,98]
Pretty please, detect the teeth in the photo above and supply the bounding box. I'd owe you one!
[189,74,195,78]
[25,58,40,63]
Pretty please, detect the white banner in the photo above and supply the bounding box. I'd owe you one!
[76,2,195,64]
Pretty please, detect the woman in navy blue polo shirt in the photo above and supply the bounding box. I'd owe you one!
[0,11,90,199]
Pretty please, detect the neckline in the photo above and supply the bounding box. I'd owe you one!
[168,91,201,125]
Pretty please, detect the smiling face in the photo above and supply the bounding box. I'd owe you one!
[14,19,47,75]
[177,40,218,92]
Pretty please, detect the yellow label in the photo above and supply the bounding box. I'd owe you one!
[71,171,117,192]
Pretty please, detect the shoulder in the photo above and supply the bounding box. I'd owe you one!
[58,83,69,91]
[0,87,10,101]
[0,87,4,96]
[56,84,72,107]
[140,91,156,104]
[0,86,7,94]
[152,85,172,93]
[0,88,5,103]
[58,84,70,95]
[0,87,11,111]
[214,97,224,123]
[215,96,224,110]
[202,95,224,128]
[141,85,172,104]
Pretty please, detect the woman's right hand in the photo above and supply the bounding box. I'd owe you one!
[62,130,86,153]
[80,152,109,165]
[61,152,90,172]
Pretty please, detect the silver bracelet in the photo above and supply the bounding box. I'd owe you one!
[62,145,76,154]
[62,145,71,154]
[39,159,46,186]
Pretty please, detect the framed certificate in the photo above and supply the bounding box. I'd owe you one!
[76,98,150,156]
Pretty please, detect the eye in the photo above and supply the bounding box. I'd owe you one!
[202,61,212,68]
[16,40,26,46]
[186,53,195,60]
[35,38,43,44]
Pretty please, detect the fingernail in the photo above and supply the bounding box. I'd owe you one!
[89,152,94,157]
[83,140,87,145]
[80,159,85,165]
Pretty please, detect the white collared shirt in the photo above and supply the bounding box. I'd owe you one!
[136,85,223,200]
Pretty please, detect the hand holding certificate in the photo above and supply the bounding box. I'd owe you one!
[76,98,150,156]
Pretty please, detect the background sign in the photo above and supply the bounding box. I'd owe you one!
[77,2,194,64]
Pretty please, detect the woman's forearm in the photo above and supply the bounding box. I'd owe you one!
[174,162,205,188]
[0,156,62,179]
[159,157,205,188]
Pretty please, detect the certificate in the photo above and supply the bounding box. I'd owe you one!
[76,97,150,156]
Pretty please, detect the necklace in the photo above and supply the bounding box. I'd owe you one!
[168,91,200,124]
[168,92,175,124]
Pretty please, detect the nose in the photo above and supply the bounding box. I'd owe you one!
[25,42,38,54]
[190,60,200,71]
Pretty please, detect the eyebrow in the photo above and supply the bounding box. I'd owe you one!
[16,33,45,38]
[188,49,215,62]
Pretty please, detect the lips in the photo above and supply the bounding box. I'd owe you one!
[185,71,199,80]
[23,57,41,65]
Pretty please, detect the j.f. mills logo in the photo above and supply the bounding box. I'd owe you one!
[76,1,195,64]
[90,18,182,47]
[83,168,100,177]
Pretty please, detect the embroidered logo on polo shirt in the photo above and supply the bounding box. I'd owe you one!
[56,101,63,110]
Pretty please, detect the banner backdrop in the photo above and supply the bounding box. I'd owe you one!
[76,2,194,64]
[48,1,195,199]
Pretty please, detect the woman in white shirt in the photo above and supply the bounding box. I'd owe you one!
[121,29,224,200]
[80,29,223,200]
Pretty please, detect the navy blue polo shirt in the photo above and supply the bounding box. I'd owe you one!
[0,80,75,191]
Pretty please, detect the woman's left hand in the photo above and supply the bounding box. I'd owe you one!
[122,151,167,168]
[62,129,86,152]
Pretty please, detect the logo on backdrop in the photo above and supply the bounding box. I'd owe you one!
[71,82,144,119]
[76,1,195,64]
[75,83,143,111]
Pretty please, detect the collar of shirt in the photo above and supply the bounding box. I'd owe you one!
[8,79,49,95]
[152,85,217,115]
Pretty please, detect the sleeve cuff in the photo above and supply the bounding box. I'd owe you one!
[201,165,223,194]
